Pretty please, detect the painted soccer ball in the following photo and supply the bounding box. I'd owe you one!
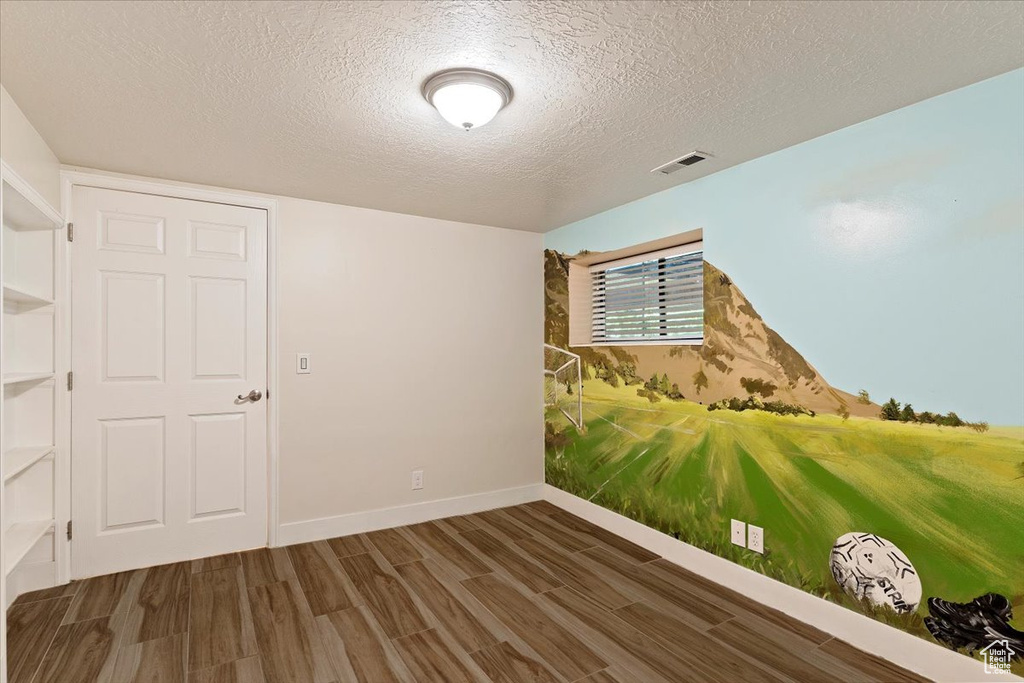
[829,532,921,613]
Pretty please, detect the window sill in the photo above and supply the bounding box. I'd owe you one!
[580,339,704,347]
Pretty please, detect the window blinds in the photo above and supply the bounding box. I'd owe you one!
[590,245,703,343]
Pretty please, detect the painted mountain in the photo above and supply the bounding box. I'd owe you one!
[544,249,878,417]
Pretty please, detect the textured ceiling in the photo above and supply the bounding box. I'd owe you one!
[1,1,1022,232]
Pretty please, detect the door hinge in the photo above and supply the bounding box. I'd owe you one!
[66,520,73,541]
[67,222,74,242]
[67,371,74,391]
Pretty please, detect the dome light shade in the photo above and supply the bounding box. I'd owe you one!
[431,83,502,130]
[423,69,512,130]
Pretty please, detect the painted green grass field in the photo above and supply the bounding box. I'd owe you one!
[545,380,1024,662]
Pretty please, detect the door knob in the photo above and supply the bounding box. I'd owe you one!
[238,389,263,402]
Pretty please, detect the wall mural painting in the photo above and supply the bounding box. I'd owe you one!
[544,248,1024,673]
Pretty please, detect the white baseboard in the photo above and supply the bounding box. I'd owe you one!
[543,484,1021,683]
[276,483,545,547]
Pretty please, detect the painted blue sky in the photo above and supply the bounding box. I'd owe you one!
[547,69,1024,425]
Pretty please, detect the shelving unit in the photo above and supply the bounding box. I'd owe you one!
[1,164,63,612]
[2,284,53,308]
[4,446,56,483]
[4,520,55,575]
[2,372,55,386]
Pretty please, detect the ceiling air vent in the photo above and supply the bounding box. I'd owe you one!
[651,151,710,175]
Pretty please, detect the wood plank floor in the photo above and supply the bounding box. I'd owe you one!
[6,502,931,682]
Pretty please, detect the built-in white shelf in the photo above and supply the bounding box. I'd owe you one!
[2,160,63,615]
[3,283,54,307]
[2,372,54,386]
[4,520,54,577]
[4,446,55,483]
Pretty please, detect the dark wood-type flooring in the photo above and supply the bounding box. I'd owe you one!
[7,501,930,682]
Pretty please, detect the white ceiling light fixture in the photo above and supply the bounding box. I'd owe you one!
[423,69,512,131]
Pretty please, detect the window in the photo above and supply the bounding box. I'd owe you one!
[567,231,704,346]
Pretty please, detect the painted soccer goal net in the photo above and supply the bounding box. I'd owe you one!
[544,344,583,430]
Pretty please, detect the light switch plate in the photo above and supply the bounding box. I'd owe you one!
[731,519,746,548]
[748,524,764,554]
[296,353,311,374]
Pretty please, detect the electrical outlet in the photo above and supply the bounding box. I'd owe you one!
[411,469,424,490]
[748,524,764,554]
[731,519,746,547]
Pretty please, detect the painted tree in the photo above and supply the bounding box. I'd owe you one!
[938,411,964,427]
[899,403,917,423]
[741,377,778,398]
[857,389,871,405]
[692,368,708,394]
[619,362,639,385]
[880,398,901,421]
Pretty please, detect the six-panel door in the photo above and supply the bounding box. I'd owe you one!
[71,186,268,578]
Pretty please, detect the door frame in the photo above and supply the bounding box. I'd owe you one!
[59,168,281,582]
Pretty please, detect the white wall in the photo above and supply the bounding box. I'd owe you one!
[58,167,545,534]
[0,85,61,210]
[276,197,544,525]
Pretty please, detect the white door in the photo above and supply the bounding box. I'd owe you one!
[71,186,268,578]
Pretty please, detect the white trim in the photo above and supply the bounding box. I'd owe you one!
[56,175,72,585]
[278,484,545,546]
[1,159,63,226]
[266,191,280,547]
[542,484,1023,683]
[59,168,282,554]
[574,338,704,348]
[60,168,278,212]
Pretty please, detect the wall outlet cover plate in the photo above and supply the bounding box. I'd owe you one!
[731,519,746,547]
[748,524,764,554]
